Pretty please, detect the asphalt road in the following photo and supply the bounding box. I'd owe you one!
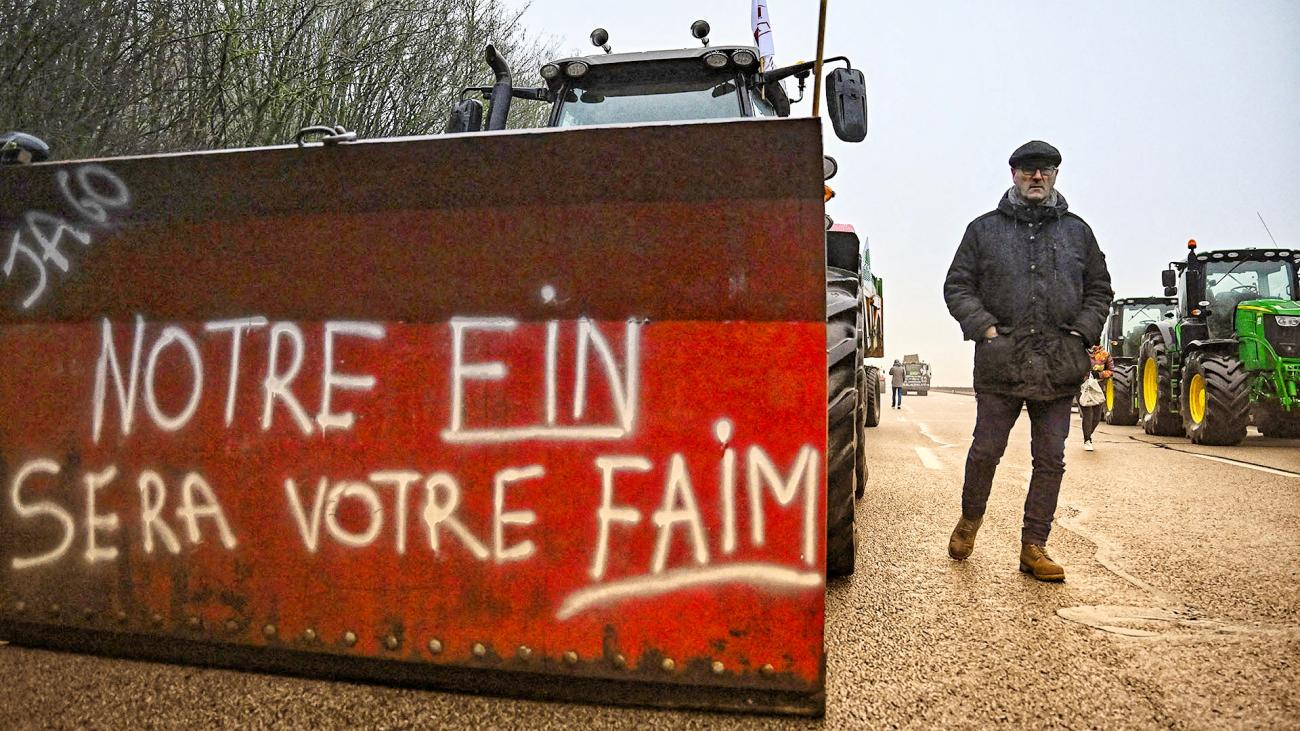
[2,391,1297,729]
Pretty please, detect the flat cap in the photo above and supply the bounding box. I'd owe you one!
[1008,140,1061,168]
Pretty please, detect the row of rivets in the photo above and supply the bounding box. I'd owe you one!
[5,601,778,673]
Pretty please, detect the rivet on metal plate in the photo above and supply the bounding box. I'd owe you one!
[49,604,61,615]
[563,651,578,665]
[151,613,164,626]
[427,638,443,655]
[517,645,532,661]
[384,635,400,651]
[661,658,676,672]
[343,631,358,647]
[13,601,25,613]
[263,623,277,638]
[83,608,95,619]
[187,616,201,630]
[760,663,775,675]
[712,660,725,675]
[224,619,240,633]
[303,628,317,642]
[116,611,128,623]
[472,643,487,658]
[612,653,627,669]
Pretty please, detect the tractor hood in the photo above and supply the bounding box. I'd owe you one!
[1237,299,1300,317]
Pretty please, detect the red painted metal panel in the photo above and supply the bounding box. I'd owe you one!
[0,119,828,714]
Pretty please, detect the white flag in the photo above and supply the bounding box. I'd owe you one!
[752,0,776,70]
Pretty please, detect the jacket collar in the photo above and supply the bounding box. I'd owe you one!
[999,186,1068,223]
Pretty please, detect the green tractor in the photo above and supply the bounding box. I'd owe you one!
[1102,296,1175,425]
[1138,240,1300,444]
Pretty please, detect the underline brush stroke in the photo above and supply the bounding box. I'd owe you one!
[556,563,823,620]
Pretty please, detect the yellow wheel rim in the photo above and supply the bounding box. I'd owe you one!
[1189,373,1207,424]
[1142,358,1159,412]
[1105,378,1114,411]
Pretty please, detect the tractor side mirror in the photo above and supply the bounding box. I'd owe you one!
[445,99,484,134]
[1163,286,1177,297]
[1161,269,1176,288]
[824,68,867,142]
[0,131,50,165]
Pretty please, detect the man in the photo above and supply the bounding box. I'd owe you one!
[888,359,906,409]
[942,140,1112,582]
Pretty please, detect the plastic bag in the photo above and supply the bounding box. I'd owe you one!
[1079,376,1105,407]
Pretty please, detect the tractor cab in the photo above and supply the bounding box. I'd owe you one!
[1161,242,1300,342]
[1104,297,1176,361]
[447,21,867,143]
[542,46,783,127]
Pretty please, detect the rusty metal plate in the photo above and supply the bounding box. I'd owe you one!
[0,119,829,715]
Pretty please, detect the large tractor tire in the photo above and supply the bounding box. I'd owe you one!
[826,268,859,578]
[1181,352,1249,445]
[853,309,869,499]
[1138,333,1182,436]
[863,365,882,427]
[1105,363,1139,425]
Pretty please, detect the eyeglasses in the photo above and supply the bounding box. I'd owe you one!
[1016,166,1058,177]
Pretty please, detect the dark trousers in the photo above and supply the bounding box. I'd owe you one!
[892,386,904,407]
[1081,404,1104,441]
[961,392,1073,545]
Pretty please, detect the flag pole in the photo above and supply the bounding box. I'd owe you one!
[811,0,828,116]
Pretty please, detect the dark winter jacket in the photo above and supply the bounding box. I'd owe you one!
[944,188,1113,400]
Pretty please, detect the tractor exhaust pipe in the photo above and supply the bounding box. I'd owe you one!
[484,44,513,131]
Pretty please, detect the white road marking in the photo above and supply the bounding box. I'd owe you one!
[917,422,955,448]
[914,446,942,470]
[1180,452,1299,478]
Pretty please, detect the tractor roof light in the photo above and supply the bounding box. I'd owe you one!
[1211,253,1223,259]
[703,51,728,69]
[1227,252,1239,258]
[565,61,590,78]
[540,63,561,80]
[1187,238,1198,250]
[731,49,757,68]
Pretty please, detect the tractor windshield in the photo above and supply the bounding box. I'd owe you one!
[555,62,744,127]
[1121,304,1166,356]
[1204,259,1297,337]
[1205,259,1295,302]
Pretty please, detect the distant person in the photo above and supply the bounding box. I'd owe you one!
[942,140,1113,582]
[1079,345,1114,451]
[888,359,906,409]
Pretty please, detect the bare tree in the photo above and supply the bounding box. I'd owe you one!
[0,0,555,158]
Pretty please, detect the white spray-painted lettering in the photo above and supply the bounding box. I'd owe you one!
[83,465,120,563]
[9,459,75,569]
[9,459,235,567]
[3,164,130,310]
[91,316,384,442]
[442,315,642,443]
[563,421,823,620]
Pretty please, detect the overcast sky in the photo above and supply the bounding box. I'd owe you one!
[513,1,1300,385]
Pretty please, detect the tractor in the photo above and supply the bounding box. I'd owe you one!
[1138,240,1300,444]
[447,22,870,576]
[827,224,885,498]
[1101,296,1175,425]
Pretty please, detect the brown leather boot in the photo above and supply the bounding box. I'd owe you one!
[1019,543,1065,582]
[947,516,983,560]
